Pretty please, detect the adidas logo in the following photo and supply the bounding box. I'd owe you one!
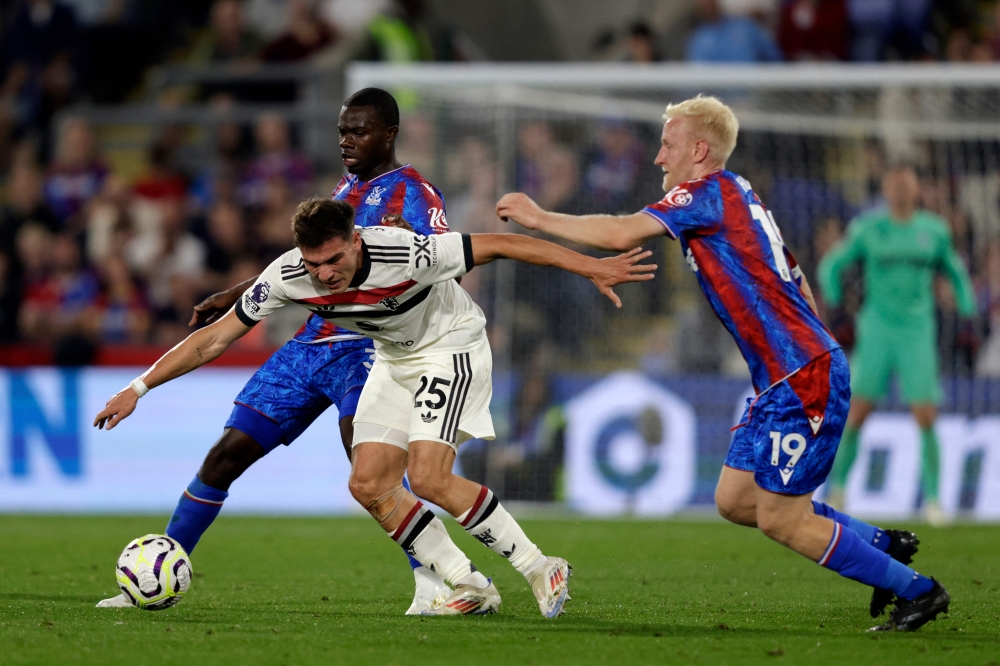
[421,411,437,423]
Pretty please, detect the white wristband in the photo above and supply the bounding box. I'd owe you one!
[129,378,149,398]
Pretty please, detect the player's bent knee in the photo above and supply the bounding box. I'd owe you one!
[756,512,798,546]
[406,470,447,504]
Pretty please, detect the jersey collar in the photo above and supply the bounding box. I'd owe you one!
[350,240,371,288]
[358,163,410,185]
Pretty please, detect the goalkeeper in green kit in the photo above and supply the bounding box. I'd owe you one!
[818,163,977,524]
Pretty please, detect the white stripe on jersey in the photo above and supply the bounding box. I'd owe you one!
[235,227,484,359]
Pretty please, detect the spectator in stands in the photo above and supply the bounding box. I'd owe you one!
[0,162,60,255]
[125,197,206,315]
[975,241,1000,376]
[515,120,578,213]
[189,96,251,211]
[239,113,313,207]
[362,0,434,62]
[583,120,645,213]
[95,254,150,343]
[846,0,932,61]
[778,0,848,61]
[132,140,188,202]
[18,231,99,342]
[319,0,392,37]
[0,0,81,148]
[188,0,264,64]
[252,176,297,261]
[43,117,107,228]
[261,0,337,62]
[394,112,435,177]
[625,21,661,63]
[685,0,782,63]
[204,199,248,279]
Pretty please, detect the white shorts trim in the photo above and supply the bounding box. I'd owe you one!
[352,422,409,450]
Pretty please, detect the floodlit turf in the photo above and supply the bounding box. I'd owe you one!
[1,516,998,665]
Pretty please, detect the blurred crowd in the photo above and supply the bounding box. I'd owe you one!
[598,0,1000,64]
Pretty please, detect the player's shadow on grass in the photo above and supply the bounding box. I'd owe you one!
[0,592,100,603]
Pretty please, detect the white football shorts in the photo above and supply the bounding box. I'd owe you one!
[352,339,495,450]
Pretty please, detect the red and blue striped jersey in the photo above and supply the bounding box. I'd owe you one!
[292,164,449,344]
[641,170,839,394]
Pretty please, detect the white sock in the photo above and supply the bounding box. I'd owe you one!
[460,487,543,576]
[391,502,476,587]
[456,570,490,588]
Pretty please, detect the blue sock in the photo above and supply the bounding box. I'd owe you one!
[812,501,889,552]
[401,475,422,570]
[165,475,228,554]
[882,558,936,601]
[820,523,932,599]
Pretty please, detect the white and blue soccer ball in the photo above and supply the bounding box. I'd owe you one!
[115,534,192,610]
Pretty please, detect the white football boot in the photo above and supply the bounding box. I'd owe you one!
[405,566,451,615]
[421,579,501,615]
[526,556,572,618]
[96,593,133,608]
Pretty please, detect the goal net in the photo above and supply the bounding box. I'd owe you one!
[346,64,1000,513]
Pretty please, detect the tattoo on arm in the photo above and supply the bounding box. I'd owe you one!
[196,347,204,361]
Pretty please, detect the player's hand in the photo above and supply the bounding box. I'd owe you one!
[496,192,543,229]
[93,387,140,431]
[381,214,414,232]
[189,285,245,327]
[587,247,656,308]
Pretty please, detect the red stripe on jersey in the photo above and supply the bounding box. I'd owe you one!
[704,179,829,386]
[692,238,784,384]
[786,351,832,434]
[385,181,406,216]
[292,280,417,305]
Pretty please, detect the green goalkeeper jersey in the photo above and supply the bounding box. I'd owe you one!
[818,208,977,329]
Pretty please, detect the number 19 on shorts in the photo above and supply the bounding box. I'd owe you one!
[770,431,807,467]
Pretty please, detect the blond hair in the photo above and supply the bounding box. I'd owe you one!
[664,95,739,164]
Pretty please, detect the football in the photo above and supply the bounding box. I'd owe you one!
[115,535,193,610]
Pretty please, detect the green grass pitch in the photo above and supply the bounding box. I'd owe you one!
[1,516,998,665]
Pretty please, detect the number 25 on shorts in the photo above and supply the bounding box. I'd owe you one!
[414,375,451,409]
[769,431,807,467]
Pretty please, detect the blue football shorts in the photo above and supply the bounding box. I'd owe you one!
[225,338,373,452]
[725,348,851,495]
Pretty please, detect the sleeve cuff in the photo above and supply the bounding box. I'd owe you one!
[639,208,677,240]
[234,301,260,327]
[461,233,474,273]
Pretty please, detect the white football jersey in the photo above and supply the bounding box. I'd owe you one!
[234,227,486,360]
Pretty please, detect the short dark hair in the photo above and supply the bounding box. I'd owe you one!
[291,198,355,248]
[343,87,400,128]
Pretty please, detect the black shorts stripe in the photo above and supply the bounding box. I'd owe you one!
[440,353,471,442]
[440,354,466,442]
[450,353,473,442]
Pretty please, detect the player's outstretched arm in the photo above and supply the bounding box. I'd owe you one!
[189,276,257,327]
[94,310,252,431]
[496,192,664,252]
[469,233,656,308]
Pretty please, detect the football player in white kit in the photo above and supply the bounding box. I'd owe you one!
[94,197,654,617]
